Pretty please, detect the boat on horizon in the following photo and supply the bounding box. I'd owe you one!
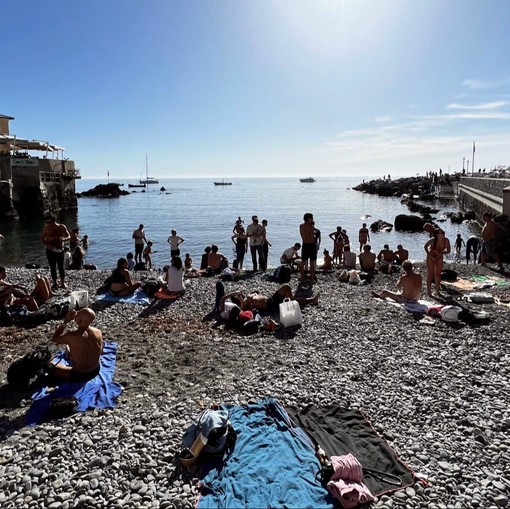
[214,179,232,186]
[128,183,146,188]
[300,177,316,183]
[139,155,159,185]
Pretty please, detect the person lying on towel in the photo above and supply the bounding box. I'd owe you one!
[50,308,103,383]
[371,261,422,304]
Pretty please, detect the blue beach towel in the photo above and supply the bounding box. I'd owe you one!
[198,398,333,509]
[25,342,123,426]
[95,289,151,305]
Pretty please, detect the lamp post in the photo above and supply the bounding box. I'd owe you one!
[462,157,465,171]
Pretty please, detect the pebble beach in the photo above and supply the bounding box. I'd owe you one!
[0,264,509,509]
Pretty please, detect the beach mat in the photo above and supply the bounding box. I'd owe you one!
[287,405,422,497]
[25,342,123,426]
[95,289,151,305]
[376,298,434,314]
[198,398,333,509]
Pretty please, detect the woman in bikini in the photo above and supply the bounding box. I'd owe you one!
[109,258,141,297]
[424,228,451,297]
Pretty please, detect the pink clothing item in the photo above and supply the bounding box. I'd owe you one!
[331,453,364,482]
[327,479,375,509]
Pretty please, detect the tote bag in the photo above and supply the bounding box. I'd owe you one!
[279,298,303,328]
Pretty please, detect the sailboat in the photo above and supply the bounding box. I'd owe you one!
[139,155,159,185]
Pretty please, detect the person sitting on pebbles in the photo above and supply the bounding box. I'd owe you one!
[109,258,142,297]
[377,244,394,274]
[50,308,103,382]
[0,266,56,311]
[371,261,422,304]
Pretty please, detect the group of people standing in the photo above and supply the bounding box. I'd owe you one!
[231,216,271,272]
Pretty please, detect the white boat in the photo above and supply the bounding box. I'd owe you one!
[139,155,159,185]
[300,177,316,183]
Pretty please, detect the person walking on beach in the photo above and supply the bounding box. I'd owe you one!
[261,219,271,272]
[300,212,317,282]
[424,227,451,297]
[454,234,465,258]
[132,224,147,264]
[246,215,265,272]
[40,215,70,289]
[372,261,422,303]
[358,223,370,251]
[167,230,184,259]
[329,226,343,265]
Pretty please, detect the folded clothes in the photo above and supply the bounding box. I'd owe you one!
[327,478,374,509]
[331,453,364,482]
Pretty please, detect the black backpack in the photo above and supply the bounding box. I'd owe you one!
[7,347,53,388]
[273,265,292,283]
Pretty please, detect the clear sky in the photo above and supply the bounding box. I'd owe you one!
[2,0,510,179]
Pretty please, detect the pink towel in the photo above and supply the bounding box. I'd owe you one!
[327,479,375,508]
[327,454,374,508]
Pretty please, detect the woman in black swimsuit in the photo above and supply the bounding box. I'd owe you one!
[110,258,141,297]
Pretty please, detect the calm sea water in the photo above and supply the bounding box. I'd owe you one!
[0,177,478,269]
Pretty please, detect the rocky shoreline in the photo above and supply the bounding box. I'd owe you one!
[0,265,509,508]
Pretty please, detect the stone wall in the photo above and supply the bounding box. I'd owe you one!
[459,176,510,218]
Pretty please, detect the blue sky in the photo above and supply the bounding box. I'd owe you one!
[2,0,510,179]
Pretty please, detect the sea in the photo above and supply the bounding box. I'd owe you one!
[0,177,479,270]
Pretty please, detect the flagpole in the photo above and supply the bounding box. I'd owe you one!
[472,142,475,175]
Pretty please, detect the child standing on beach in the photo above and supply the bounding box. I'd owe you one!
[454,234,465,257]
[144,241,154,269]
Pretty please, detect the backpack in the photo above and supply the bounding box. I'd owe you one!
[273,265,292,283]
[179,409,235,467]
[7,347,53,388]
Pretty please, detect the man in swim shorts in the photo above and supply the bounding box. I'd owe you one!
[300,212,317,282]
[371,261,422,303]
[132,224,147,264]
[51,308,103,382]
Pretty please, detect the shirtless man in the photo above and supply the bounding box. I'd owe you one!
[359,245,376,272]
[372,261,422,303]
[132,224,147,264]
[207,245,228,273]
[377,244,394,274]
[40,215,70,288]
[480,213,503,271]
[51,308,103,382]
[300,213,317,282]
[358,223,370,251]
[341,245,357,269]
[393,244,409,265]
[220,285,319,313]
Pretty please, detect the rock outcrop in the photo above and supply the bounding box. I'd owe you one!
[77,184,130,198]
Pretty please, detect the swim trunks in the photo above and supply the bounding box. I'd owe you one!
[301,242,317,261]
[68,365,100,383]
[266,290,287,312]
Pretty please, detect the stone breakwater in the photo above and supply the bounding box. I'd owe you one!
[0,266,509,509]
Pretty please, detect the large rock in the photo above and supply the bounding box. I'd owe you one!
[370,219,393,232]
[77,184,129,198]
[394,214,427,232]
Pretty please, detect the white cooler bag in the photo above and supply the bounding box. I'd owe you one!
[279,298,303,328]
[70,290,89,309]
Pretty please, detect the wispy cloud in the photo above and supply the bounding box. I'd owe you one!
[446,101,508,110]
[422,111,510,120]
[463,77,510,89]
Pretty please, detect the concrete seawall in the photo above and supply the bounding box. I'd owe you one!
[458,176,510,217]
